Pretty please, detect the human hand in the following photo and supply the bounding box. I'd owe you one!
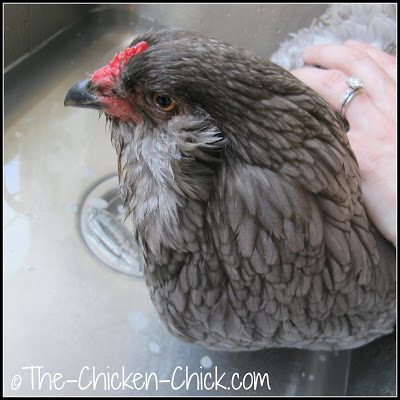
[291,40,396,246]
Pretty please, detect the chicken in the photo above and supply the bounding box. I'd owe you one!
[64,30,395,351]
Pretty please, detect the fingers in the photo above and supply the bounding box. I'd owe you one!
[347,126,396,245]
[291,66,379,132]
[344,40,397,83]
[302,43,396,119]
[292,41,396,246]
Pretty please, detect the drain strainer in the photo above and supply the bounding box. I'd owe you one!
[79,174,144,277]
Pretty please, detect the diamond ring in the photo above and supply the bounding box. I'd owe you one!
[340,77,364,117]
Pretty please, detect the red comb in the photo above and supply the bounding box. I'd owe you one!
[91,41,148,84]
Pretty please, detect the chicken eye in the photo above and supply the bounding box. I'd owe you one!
[153,93,177,112]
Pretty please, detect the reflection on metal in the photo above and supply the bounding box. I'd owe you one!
[79,174,144,277]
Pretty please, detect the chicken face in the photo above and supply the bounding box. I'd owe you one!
[64,40,162,123]
[65,32,214,123]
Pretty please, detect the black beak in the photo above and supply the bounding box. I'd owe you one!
[64,78,102,110]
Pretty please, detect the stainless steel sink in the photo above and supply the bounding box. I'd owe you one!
[4,5,395,396]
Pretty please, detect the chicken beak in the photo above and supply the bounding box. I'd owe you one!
[64,78,102,110]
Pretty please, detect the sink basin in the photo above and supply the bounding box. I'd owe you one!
[4,5,395,396]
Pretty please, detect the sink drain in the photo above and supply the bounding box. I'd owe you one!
[79,174,144,277]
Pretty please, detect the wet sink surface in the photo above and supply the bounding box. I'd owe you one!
[4,5,394,396]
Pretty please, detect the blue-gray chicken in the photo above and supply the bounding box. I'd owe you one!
[65,29,395,351]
